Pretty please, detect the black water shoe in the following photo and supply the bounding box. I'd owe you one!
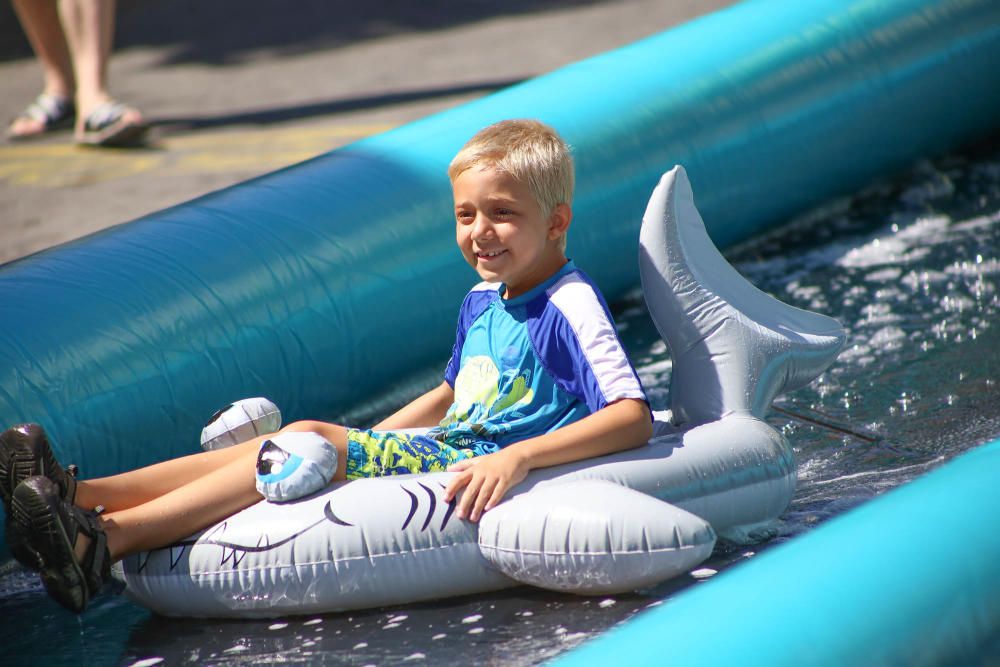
[0,424,78,571]
[10,476,110,613]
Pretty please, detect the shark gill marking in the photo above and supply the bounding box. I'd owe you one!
[401,483,448,532]
[437,482,458,530]
[401,487,419,530]
[418,482,437,531]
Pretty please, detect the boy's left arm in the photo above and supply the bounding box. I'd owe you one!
[443,398,652,522]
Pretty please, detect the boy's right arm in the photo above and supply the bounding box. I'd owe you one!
[371,381,454,431]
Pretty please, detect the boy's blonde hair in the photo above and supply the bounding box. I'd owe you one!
[449,119,574,250]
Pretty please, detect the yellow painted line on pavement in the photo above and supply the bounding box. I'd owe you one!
[0,123,395,188]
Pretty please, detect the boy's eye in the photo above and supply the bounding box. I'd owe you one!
[456,211,474,223]
[494,208,514,218]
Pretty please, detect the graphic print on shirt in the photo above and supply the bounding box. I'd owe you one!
[442,354,535,441]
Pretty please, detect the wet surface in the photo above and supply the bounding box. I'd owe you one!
[2,143,999,665]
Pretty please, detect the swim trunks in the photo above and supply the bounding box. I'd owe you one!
[345,428,500,480]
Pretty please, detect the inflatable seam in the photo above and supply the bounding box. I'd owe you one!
[478,543,710,557]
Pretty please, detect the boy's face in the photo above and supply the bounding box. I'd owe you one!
[453,166,570,299]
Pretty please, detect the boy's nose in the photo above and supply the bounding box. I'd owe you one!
[470,214,494,240]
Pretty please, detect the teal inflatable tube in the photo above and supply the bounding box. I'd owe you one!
[555,436,1000,666]
[1,0,999,557]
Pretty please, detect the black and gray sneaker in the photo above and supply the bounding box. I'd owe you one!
[0,424,78,571]
[9,476,109,614]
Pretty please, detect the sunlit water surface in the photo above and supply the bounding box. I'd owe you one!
[2,144,999,666]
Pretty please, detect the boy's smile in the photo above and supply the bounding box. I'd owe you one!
[453,166,570,299]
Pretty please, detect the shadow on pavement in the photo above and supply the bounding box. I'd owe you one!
[1,0,608,64]
[152,78,523,133]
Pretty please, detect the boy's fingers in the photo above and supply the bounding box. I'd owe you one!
[447,459,474,472]
[470,478,499,522]
[443,469,471,501]
[484,481,507,512]
[457,474,484,519]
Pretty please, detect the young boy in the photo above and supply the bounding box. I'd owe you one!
[0,119,652,613]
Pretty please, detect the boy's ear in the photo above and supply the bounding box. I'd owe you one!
[548,203,572,241]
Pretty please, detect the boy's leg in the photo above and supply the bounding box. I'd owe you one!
[101,451,261,559]
[75,435,267,513]
[76,421,350,513]
[94,421,347,560]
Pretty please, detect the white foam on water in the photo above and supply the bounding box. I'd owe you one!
[868,326,906,348]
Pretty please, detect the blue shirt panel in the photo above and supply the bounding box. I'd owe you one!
[438,262,592,447]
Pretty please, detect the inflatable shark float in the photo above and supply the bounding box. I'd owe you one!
[118,166,845,618]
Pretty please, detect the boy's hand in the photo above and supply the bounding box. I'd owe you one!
[443,449,529,523]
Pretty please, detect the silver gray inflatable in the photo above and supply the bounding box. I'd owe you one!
[119,166,846,618]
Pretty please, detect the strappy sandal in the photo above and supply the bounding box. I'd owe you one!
[76,101,148,147]
[0,424,79,571]
[6,93,75,141]
[10,476,110,613]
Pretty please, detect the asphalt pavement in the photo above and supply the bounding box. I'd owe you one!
[0,0,735,265]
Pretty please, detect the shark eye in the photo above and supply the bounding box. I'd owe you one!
[256,440,291,475]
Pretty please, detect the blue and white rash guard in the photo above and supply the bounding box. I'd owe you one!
[434,261,647,448]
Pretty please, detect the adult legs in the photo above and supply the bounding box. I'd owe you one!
[8,0,75,137]
[56,0,143,135]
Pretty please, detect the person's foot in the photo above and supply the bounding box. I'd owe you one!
[9,476,110,614]
[0,424,78,570]
[76,100,148,147]
[5,93,75,141]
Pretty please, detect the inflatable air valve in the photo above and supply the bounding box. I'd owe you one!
[200,398,282,451]
[255,431,339,503]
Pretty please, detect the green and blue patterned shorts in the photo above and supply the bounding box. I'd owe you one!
[345,429,500,480]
